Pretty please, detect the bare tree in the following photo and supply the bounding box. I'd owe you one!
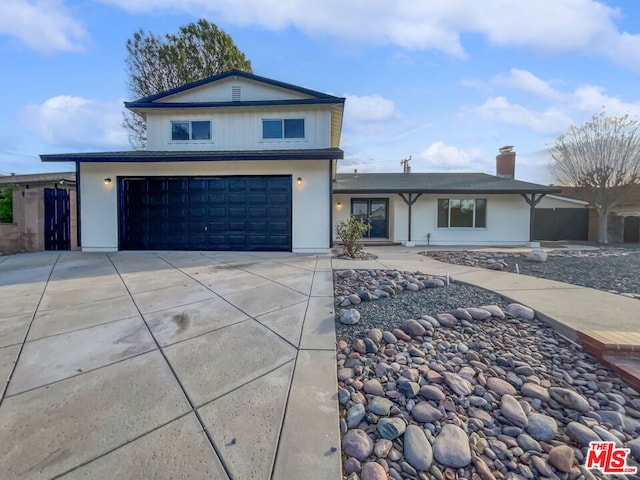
[124,19,252,149]
[550,112,640,243]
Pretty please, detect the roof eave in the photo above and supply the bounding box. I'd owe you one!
[333,187,561,195]
[124,98,346,111]
[40,148,344,163]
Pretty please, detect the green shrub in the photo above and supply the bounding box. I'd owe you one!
[0,185,17,223]
[335,217,369,258]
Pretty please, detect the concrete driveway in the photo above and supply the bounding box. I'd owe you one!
[0,251,340,480]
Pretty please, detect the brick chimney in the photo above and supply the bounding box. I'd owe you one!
[496,146,515,178]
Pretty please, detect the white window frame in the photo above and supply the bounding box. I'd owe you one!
[260,117,306,141]
[437,198,487,229]
[170,120,213,143]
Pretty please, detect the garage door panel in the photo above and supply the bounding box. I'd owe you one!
[120,176,291,251]
[228,208,247,218]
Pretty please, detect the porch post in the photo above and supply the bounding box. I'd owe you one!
[399,193,422,242]
[521,193,546,242]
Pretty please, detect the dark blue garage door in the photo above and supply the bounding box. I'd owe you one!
[119,176,292,251]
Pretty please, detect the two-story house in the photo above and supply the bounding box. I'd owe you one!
[43,70,563,252]
[42,70,345,253]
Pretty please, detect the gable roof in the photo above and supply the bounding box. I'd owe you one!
[125,69,345,108]
[333,173,560,194]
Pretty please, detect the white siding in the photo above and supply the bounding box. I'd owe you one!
[80,160,331,253]
[333,194,532,246]
[537,195,589,209]
[146,107,331,151]
[155,77,312,103]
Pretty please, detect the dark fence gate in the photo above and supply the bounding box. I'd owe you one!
[534,208,589,241]
[44,187,71,250]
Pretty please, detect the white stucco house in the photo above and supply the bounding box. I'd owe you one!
[42,70,345,253]
[42,71,560,252]
[333,147,560,246]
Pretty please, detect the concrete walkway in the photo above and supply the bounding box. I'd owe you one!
[0,251,341,480]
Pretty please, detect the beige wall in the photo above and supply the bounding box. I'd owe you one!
[333,193,532,246]
[0,188,78,254]
[79,160,332,253]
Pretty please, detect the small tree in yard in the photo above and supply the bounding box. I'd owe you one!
[336,217,369,258]
[0,185,17,223]
[549,111,640,243]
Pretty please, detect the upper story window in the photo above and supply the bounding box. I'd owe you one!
[262,119,305,139]
[437,198,487,228]
[171,120,211,141]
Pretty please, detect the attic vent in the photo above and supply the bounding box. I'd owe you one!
[231,86,241,102]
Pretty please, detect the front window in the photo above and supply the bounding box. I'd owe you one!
[438,198,487,228]
[171,120,211,141]
[262,119,305,139]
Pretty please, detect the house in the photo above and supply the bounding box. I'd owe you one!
[333,147,560,246]
[41,70,345,253]
[554,185,640,243]
[41,71,561,252]
[0,171,76,189]
[0,172,78,254]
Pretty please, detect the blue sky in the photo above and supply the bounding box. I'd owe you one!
[1,0,639,184]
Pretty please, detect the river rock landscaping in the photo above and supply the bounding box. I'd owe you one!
[420,248,640,299]
[334,269,640,480]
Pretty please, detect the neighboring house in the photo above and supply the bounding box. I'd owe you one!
[40,71,562,252]
[0,172,76,189]
[555,186,640,244]
[333,147,559,246]
[42,70,345,253]
[0,172,77,254]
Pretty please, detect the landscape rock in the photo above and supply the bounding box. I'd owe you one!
[404,425,433,471]
[549,387,591,412]
[525,413,558,442]
[361,462,387,480]
[548,445,574,473]
[343,429,374,461]
[506,303,535,321]
[377,417,406,440]
[433,424,471,468]
[527,248,548,262]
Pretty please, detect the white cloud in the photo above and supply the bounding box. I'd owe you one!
[21,96,128,148]
[343,94,397,133]
[0,0,87,54]
[571,85,640,117]
[418,141,487,171]
[101,0,640,71]
[492,69,562,100]
[476,97,573,135]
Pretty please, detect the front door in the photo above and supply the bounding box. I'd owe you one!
[351,199,388,238]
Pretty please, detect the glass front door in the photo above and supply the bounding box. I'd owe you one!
[351,199,388,238]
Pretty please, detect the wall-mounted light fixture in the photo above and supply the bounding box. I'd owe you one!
[337,202,342,207]
[104,178,112,185]
[296,177,302,185]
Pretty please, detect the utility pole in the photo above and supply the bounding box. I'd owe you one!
[400,156,412,174]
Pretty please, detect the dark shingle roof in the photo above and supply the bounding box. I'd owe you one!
[333,173,559,194]
[40,149,344,162]
[126,69,345,107]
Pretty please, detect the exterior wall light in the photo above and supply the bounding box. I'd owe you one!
[296,177,302,185]
[337,202,342,207]
[104,178,112,185]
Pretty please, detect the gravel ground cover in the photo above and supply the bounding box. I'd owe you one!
[423,249,640,297]
[334,270,640,480]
